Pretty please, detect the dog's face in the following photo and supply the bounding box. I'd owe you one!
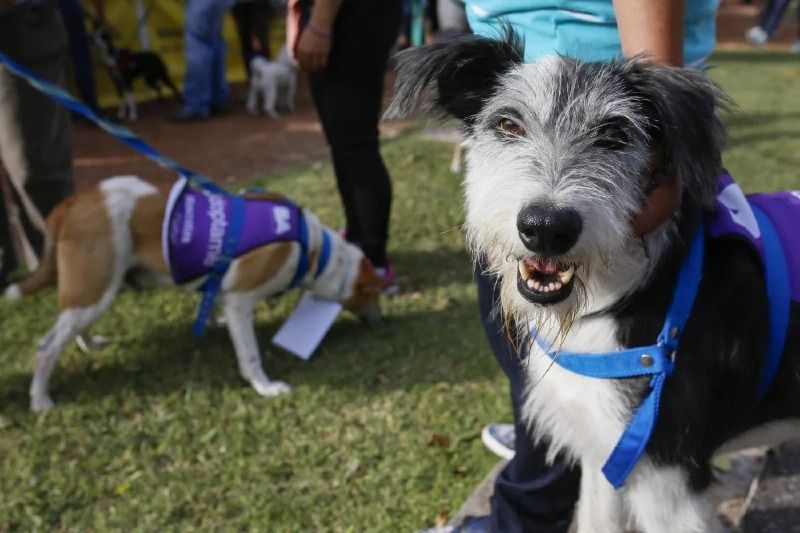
[343,257,389,325]
[388,33,725,326]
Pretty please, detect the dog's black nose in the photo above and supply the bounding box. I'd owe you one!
[517,204,582,255]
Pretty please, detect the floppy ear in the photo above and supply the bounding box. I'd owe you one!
[385,31,524,125]
[621,59,731,209]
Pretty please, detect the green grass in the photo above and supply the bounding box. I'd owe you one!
[1,51,799,531]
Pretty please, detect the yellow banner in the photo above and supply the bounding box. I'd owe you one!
[86,0,285,107]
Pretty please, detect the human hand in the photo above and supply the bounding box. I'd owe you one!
[296,23,333,71]
[631,176,682,236]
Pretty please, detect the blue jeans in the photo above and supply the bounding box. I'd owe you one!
[760,0,796,36]
[475,265,580,533]
[182,0,232,116]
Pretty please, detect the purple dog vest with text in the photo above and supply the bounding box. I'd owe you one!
[163,180,303,284]
[708,173,800,303]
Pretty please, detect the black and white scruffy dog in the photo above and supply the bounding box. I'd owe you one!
[388,34,800,532]
[93,29,182,121]
[246,47,297,119]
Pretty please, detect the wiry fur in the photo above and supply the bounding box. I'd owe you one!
[246,48,298,119]
[388,33,800,533]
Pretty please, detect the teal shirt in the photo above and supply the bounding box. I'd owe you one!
[465,0,718,65]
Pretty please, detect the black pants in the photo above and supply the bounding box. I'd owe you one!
[307,0,402,267]
[475,266,580,533]
[0,0,74,285]
[231,0,273,75]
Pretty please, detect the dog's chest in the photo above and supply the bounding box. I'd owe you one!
[524,317,634,463]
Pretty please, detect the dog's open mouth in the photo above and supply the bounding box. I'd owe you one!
[517,257,576,304]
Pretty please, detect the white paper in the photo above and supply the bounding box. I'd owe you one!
[272,292,343,360]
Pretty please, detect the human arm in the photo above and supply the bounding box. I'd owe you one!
[613,0,685,67]
[613,0,686,235]
[296,0,343,71]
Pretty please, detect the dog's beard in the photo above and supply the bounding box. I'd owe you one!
[471,223,667,346]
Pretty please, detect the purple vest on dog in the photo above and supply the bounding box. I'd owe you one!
[163,180,303,284]
[707,173,800,303]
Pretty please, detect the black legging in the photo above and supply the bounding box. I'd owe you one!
[231,0,272,76]
[306,0,402,267]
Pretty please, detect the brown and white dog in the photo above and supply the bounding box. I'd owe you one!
[3,176,388,411]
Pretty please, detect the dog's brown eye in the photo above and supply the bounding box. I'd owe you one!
[499,118,525,137]
[593,120,629,151]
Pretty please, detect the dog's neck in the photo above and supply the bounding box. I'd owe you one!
[299,212,361,303]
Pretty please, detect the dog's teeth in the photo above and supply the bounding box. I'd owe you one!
[547,282,556,291]
[554,281,563,291]
[558,265,575,284]
[519,261,530,280]
[527,279,535,289]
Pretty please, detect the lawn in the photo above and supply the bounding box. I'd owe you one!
[1,51,799,532]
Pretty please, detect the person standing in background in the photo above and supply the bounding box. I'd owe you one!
[745,0,800,52]
[232,0,274,78]
[171,0,235,122]
[290,0,403,286]
[0,0,74,289]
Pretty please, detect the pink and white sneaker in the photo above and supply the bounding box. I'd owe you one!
[373,261,399,295]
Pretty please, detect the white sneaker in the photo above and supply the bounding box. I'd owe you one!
[481,423,516,460]
[791,40,800,53]
[745,26,769,47]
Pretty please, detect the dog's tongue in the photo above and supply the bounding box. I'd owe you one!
[524,257,560,274]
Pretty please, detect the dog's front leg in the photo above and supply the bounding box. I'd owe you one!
[246,83,258,115]
[625,462,720,533]
[263,85,280,120]
[222,294,290,397]
[127,91,137,121]
[574,459,626,533]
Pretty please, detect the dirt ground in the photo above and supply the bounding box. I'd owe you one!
[70,1,797,192]
[72,73,410,191]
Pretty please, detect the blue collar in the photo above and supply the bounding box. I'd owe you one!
[532,210,790,488]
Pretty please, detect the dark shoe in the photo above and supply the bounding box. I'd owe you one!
[209,103,229,116]
[169,109,209,123]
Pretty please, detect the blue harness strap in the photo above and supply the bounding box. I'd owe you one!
[316,230,332,280]
[289,213,311,288]
[534,218,706,489]
[751,205,791,402]
[192,196,247,336]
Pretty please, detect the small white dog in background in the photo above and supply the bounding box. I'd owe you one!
[246,47,297,119]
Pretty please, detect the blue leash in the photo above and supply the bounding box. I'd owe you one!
[533,212,790,488]
[0,51,241,336]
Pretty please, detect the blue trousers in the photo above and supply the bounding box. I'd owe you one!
[474,266,580,533]
[58,0,98,111]
[182,0,232,116]
[760,0,797,36]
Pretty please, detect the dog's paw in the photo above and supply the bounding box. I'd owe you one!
[266,110,281,120]
[246,104,258,116]
[252,380,291,397]
[30,394,54,412]
[76,334,109,353]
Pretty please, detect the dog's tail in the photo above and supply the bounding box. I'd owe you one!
[4,200,70,300]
